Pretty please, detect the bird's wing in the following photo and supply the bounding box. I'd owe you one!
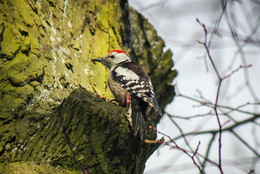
[112,62,162,116]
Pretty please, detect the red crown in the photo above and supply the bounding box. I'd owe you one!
[109,50,128,56]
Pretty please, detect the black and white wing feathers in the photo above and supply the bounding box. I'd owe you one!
[112,62,162,116]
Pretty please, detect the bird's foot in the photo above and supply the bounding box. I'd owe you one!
[99,96,117,104]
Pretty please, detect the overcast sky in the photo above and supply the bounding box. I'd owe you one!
[129,1,260,173]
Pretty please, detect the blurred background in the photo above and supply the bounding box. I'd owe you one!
[129,0,260,173]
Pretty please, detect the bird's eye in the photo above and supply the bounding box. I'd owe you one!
[110,55,115,58]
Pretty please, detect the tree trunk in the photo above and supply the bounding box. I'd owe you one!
[0,0,177,173]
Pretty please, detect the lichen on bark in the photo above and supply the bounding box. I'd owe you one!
[0,162,77,174]
[0,0,177,173]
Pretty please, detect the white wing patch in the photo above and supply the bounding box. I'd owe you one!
[112,65,157,107]
[115,66,139,81]
[111,63,162,115]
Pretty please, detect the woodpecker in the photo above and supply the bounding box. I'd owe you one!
[92,50,162,140]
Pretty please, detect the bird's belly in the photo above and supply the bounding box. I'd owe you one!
[107,76,128,106]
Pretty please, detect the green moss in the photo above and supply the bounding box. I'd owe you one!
[6,52,29,72]
[96,4,109,32]
[12,0,34,27]
[29,34,40,56]
[153,49,174,80]
[6,53,28,86]
[108,27,121,49]
[0,93,23,112]
[0,162,78,174]
[0,0,176,173]
[0,83,34,112]
[0,25,21,59]
[6,53,43,87]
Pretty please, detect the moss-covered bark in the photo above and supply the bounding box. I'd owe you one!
[0,0,177,173]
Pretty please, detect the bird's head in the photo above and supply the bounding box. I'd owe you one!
[91,50,130,69]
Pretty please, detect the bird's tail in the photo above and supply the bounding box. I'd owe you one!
[128,97,146,140]
[152,98,162,116]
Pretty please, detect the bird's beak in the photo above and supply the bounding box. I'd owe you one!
[91,57,102,64]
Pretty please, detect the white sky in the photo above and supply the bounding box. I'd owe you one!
[129,0,260,173]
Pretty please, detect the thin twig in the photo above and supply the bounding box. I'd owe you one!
[172,114,260,142]
[231,130,260,158]
[166,114,203,166]
[157,130,208,173]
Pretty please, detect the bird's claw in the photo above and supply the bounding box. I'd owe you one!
[99,96,117,104]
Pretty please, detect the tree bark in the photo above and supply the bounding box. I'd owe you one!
[0,0,177,173]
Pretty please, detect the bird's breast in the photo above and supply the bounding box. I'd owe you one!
[107,71,128,106]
